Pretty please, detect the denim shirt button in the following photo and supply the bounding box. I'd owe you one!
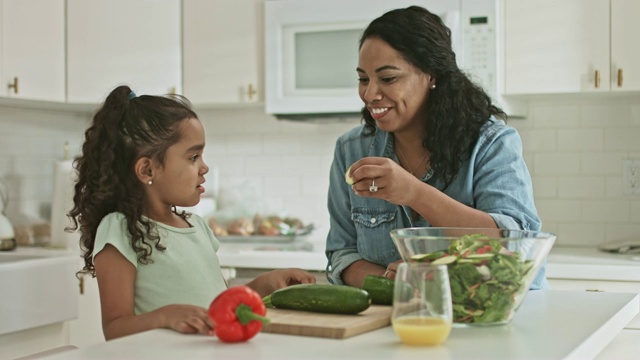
[370,217,377,224]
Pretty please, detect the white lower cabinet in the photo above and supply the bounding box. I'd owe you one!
[67,274,104,348]
[549,278,640,329]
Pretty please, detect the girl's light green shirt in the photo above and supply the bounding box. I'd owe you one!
[93,212,227,314]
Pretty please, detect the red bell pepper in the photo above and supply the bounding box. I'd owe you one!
[208,286,270,343]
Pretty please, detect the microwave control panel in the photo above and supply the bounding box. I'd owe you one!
[461,15,498,96]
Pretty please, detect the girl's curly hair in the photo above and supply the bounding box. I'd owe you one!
[67,85,198,277]
[360,6,506,189]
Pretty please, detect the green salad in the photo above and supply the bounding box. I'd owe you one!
[410,234,535,324]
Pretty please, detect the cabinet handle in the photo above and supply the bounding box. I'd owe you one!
[585,289,603,292]
[79,276,85,295]
[248,84,257,101]
[7,77,18,94]
[594,70,600,88]
[618,68,623,87]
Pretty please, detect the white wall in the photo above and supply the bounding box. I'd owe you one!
[1,96,639,248]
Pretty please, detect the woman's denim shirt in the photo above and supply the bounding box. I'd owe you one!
[325,118,549,290]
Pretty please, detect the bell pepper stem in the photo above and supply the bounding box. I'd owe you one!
[236,303,270,325]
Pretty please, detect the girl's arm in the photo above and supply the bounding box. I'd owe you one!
[245,268,316,298]
[95,244,213,340]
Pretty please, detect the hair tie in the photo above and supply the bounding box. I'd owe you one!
[128,91,137,100]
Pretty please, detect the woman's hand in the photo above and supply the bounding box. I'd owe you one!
[156,304,214,335]
[347,157,422,206]
[382,259,404,280]
[246,268,317,298]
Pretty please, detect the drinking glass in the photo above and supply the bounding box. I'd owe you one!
[392,262,453,346]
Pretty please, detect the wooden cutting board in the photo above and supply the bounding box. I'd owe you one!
[260,305,392,339]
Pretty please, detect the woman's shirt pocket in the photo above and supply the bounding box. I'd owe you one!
[351,208,400,265]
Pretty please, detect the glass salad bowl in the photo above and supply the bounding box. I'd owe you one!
[390,227,556,327]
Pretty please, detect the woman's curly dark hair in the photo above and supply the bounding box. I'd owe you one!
[360,6,506,188]
[67,85,198,277]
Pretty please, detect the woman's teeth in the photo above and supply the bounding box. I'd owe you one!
[370,108,389,114]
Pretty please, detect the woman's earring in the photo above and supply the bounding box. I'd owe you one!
[147,180,153,185]
[431,84,436,89]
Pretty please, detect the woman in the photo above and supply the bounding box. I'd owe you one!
[325,6,546,289]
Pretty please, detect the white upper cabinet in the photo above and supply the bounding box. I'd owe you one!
[505,0,640,94]
[183,0,262,105]
[66,0,181,104]
[0,0,65,101]
[504,0,610,94]
[610,0,640,91]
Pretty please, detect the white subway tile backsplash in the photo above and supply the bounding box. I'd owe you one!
[604,128,640,151]
[557,176,605,199]
[581,200,630,223]
[532,104,580,128]
[209,153,245,173]
[557,128,603,151]
[605,175,625,198]
[556,223,606,246]
[244,155,283,176]
[225,135,263,155]
[536,199,583,222]
[631,104,640,126]
[281,155,323,176]
[531,176,557,198]
[1,96,639,245]
[630,201,640,221]
[263,135,302,154]
[264,176,301,198]
[580,152,626,175]
[580,103,630,128]
[533,152,580,174]
[604,223,640,242]
[518,129,557,151]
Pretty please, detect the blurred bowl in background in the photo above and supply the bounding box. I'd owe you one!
[390,227,556,327]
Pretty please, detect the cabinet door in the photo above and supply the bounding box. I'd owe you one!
[1,0,65,101]
[183,0,262,104]
[504,0,610,94]
[68,273,104,347]
[67,0,181,104]
[611,0,640,91]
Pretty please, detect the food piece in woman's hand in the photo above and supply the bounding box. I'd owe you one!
[345,165,355,185]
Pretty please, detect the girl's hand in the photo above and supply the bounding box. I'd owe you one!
[157,304,214,335]
[347,157,422,206]
[247,268,317,297]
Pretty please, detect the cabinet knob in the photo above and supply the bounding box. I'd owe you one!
[247,83,257,101]
[594,70,600,89]
[7,77,19,94]
[618,68,623,87]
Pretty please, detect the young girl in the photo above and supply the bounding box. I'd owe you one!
[68,85,315,340]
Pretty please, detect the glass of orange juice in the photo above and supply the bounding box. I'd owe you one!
[392,262,453,346]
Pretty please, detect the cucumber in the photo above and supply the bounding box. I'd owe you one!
[362,275,394,305]
[262,284,371,314]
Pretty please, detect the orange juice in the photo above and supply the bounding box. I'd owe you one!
[392,316,452,346]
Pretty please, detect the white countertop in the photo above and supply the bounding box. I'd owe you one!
[217,240,640,282]
[38,291,639,360]
[546,247,640,281]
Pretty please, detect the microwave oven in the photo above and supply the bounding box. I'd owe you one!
[264,0,525,120]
